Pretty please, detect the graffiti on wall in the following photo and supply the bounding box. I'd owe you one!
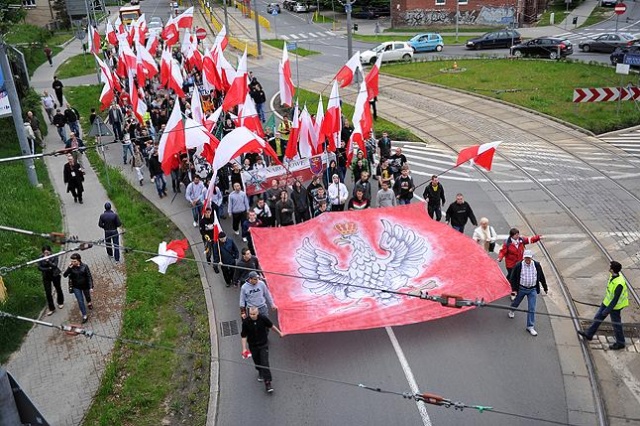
[401,6,514,27]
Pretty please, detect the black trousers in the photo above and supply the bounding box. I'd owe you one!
[295,209,311,223]
[69,185,83,202]
[222,265,234,285]
[249,343,272,382]
[43,275,64,310]
[232,212,245,232]
[427,205,442,221]
[105,230,120,261]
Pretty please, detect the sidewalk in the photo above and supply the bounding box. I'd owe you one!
[5,44,126,425]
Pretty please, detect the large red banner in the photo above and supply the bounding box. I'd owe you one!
[251,203,510,335]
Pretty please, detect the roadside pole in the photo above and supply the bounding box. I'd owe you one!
[0,43,40,187]
[223,0,229,33]
[253,0,262,57]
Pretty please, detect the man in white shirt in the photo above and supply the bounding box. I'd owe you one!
[327,174,348,211]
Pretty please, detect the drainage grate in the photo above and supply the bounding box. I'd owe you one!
[220,320,239,337]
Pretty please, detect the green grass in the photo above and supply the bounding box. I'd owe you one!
[580,6,613,28]
[0,90,61,364]
[291,87,422,142]
[538,0,584,26]
[385,26,501,33]
[56,54,98,79]
[48,32,75,46]
[382,59,640,134]
[5,24,70,75]
[65,85,210,425]
[353,34,467,46]
[312,12,335,23]
[264,39,320,56]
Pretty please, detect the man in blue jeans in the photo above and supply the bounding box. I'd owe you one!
[508,250,547,336]
[578,261,628,350]
[62,253,94,324]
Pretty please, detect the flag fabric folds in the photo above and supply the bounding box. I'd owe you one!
[334,52,361,88]
[364,55,381,100]
[149,239,190,274]
[455,141,502,171]
[279,43,295,107]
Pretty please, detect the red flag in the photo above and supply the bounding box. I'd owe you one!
[334,52,361,88]
[149,239,189,274]
[455,141,502,171]
[106,19,118,45]
[251,203,510,335]
[212,211,222,241]
[313,96,324,155]
[161,17,179,46]
[346,82,370,164]
[157,101,185,175]
[284,107,300,160]
[364,55,381,100]
[160,46,172,88]
[298,106,315,158]
[176,6,194,28]
[239,93,264,137]
[202,48,222,92]
[168,58,186,97]
[146,32,159,56]
[320,81,341,152]
[221,49,247,111]
[214,25,228,51]
[88,25,101,55]
[95,54,114,110]
[279,43,295,107]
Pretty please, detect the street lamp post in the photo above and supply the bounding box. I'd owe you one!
[253,0,262,57]
[455,0,459,43]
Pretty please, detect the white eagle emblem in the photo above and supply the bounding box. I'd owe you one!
[296,219,434,305]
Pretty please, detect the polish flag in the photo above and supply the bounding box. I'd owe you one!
[284,106,300,160]
[335,52,361,88]
[191,87,205,124]
[205,106,223,131]
[136,13,147,45]
[211,211,222,242]
[298,106,315,159]
[146,32,159,56]
[346,82,372,163]
[455,141,502,171]
[106,19,118,45]
[213,127,280,173]
[184,117,219,155]
[136,41,158,79]
[160,46,172,87]
[176,6,194,29]
[365,55,381,100]
[313,96,324,154]
[239,93,264,137]
[95,54,114,110]
[168,58,186,97]
[129,75,147,124]
[158,101,186,175]
[279,43,295,107]
[214,25,228,51]
[114,16,124,35]
[320,80,341,151]
[88,25,101,55]
[214,45,235,90]
[149,239,189,274]
[202,48,221,92]
[117,35,137,77]
[95,54,113,86]
[221,49,248,111]
[162,17,179,47]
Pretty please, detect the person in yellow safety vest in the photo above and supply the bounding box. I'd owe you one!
[578,260,629,350]
[278,116,291,143]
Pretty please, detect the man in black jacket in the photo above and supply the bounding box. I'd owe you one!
[212,232,239,287]
[63,253,94,323]
[241,306,284,393]
[98,202,122,263]
[445,193,477,233]
[37,245,64,315]
[52,108,67,142]
[422,175,446,221]
[508,250,548,336]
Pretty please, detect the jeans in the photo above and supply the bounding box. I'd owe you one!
[452,225,465,233]
[154,174,167,195]
[584,304,625,345]
[428,205,442,221]
[398,198,411,205]
[72,287,92,316]
[43,275,64,311]
[191,201,203,223]
[112,122,123,141]
[511,286,537,328]
[105,230,120,261]
[256,102,266,122]
[249,343,272,382]
[122,143,134,164]
[69,121,80,138]
[56,126,67,142]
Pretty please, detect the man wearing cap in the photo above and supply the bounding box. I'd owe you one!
[212,232,239,287]
[98,202,122,263]
[578,261,628,350]
[508,250,547,336]
[240,271,277,318]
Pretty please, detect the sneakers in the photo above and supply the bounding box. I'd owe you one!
[257,374,264,382]
[609,342,625,350]
[242,237,248,242]
[58,304,64,309]
[46,310,54,316]
[527,327,538,336]
[88,302,93,310]
[265,381,273,393]
[139,179,143,186]
[234,230,240,236]
[193,221,198,227]
[577,330,592,341]
[510,292,516,301]
[82,315,88,324]
[508,311,515,318]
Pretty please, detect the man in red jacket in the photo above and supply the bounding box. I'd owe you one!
[498,227,542,300]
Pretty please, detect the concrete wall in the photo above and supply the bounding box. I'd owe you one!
[391,0,530,27]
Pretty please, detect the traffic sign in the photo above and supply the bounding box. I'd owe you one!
[573,86,640,102]
[286,42,297,50]
[614,3,626,15]
[271,9,278,15]
[88,116,113,137]
[624,53,640,66]
[195,27,207,40]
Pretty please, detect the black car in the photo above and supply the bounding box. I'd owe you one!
[282,0,296,10]
[352,7,381,19]
[610,44,640,67]
[510,37,573,59]
[579,32,636,53]
[465,30,521,50]
[267,2,280,13]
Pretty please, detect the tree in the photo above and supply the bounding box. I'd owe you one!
[0,0,26,37]
[52,0,71,29]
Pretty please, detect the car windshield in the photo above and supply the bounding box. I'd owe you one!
[372,44,387,53]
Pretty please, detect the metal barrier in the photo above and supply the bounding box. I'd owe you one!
[199,0,259,57]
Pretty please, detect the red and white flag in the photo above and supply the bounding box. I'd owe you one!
[202,47,221,92]
[214,25,228,51]
[313,95,324,154]
[298,105,315,159]
[149,239,190,274]
[279,43,295,107]
[114,16,124,34]
[129,75,147,124]
[211,211,222,242]
[346,82,371,163]
[161,17,179,46]
[168,58,186,97]
[190,86,205,124]
[157,101,185,174]
[364,55,381,100]
[95,54,114,110]
[335,52,361,88]
[106,19,118,45]
[160,46,172,88]
[284,106,300,160]
[135,41,158,83]
[221,48,247,111]
[455,141,502,171]
[320,80,341,151]
[239,93,264,137]
[176,6,194,29]
[88,25,101,55]
[184,116,218,163]
[145,32,159,56]
[213,127,280,173]
[213,44,234,90]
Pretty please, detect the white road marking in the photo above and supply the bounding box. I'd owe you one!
[281,35,290,40]
[385,326,432,426]
[307,32,319,37]
[289,33,299,39]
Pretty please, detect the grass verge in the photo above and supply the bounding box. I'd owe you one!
[313,12,335,23]
[385,26,500,33]
[353,33,467,46]
[537,0,583,26]
[264,39,320,56]
[0,91,61,364]
[56,54,98,79]
[580,6,613,28]
[5,24,70,75]
[65,85,210,425]
[382,58,640,134]
[290,87,422,142]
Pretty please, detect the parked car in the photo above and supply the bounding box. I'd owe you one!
[408,33,444,52]
[360,41,414,64]
[352,8,379,19]
[267,2,280,13]
[465,30,521,50]
[601,0,617,6]
[147,17,163,35]
[293,1,311,12]
[282,0,296,10]
[510,37,573,59]
[579,32,636,53]
[610,44,640,67]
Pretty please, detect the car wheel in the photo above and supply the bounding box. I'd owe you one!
[512,49,522,58]
[370,57,377,65]
[412,46,416,53]
[402,53,412,61]
[549,51,559,60]
[474,43,481,50]
[581,44,590,52]
[436,45,443,52]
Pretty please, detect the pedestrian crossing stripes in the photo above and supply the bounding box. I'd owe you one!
[552,28,640,44]
[600,129,640,157]
[280,31,337,41]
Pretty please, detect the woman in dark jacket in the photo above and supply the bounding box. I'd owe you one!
[290,180,310,223]
[148,150,168,198]
[63,155,84,203]
[62,253,94,323]
[324,160,341,188]
[38,245,64,315]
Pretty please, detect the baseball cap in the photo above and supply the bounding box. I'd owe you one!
[248,271,259,279]
[523,250,534,258]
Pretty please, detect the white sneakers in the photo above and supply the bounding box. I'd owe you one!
[527,327,538,336]
[234,230,240,235]
[193,221,198,227]
[508,311,514,318]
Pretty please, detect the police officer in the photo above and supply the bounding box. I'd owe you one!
[578,261,629,350]
[98,202,122,263]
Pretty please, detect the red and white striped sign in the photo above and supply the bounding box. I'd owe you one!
[573,86,640,103]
